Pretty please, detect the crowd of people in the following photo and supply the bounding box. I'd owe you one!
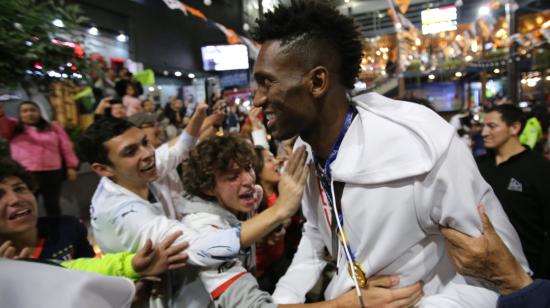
[1,1,549,307]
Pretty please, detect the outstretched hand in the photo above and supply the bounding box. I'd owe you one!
[248,107,265,131]
[0,241,32,260]
[275,145,309,218]
[440,206,532,295]
[194,101,209,116]
[336,276,423,308]
[132,231,189,277]
[0,241,31,259]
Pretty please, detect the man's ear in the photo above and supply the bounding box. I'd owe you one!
[510,121,522,136]
[91,162,115,178]
[308,66,329,98]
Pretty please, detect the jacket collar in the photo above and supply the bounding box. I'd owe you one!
[302,92,455,185]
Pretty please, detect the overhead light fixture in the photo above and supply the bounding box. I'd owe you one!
[471,41,479,52]
[174,71,182,77]
[428,74,435,80]
[188,73,195,79]
[203,0,212,5]
[519,101,529,108]
[527,78,539,87]
[148,86,155,91]
[478,6,490,16]
[163,70,169,76]
[493,68,500,74]
[455,72,463,77]
[52,19,64,28]
[465,55,473,62]
[116,33,127,42]
[88,26,99,36]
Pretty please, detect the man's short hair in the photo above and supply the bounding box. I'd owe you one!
[486,104,526,131]
[181,135,257,201]
[0,158,34,190]
[252,0,363,89]
[79,117,135,165]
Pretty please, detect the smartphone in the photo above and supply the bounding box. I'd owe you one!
[205,77,222,113]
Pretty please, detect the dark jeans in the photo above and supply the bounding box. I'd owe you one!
[31,169,64,216]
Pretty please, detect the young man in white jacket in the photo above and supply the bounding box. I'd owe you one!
[79,103,308,307]
[252,1,530,307]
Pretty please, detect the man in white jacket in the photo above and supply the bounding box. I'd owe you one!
[252,1,530,307]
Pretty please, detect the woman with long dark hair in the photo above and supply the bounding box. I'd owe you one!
[10,101,79,216]
[252,146,291,293]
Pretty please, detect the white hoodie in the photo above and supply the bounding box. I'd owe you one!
[273,92,529,307]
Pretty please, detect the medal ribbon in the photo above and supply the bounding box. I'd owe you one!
[314,105,367,306]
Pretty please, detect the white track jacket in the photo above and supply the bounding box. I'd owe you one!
[273,92,530,307]
[91,132,241,308]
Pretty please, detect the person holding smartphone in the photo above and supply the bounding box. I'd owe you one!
[94,97,127,120]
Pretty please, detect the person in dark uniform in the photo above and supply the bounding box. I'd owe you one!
[477,104,550,279]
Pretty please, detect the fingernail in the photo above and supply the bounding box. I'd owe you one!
[391,276,400,285]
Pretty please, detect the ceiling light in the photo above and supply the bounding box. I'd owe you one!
[174,71,182,77]
[88,27,99,36]
[478,6,490,16]
[188,73,195,79]
[52,19,64,28]
[116,33,127,42]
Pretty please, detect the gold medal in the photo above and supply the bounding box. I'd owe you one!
[347,261,367,288]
